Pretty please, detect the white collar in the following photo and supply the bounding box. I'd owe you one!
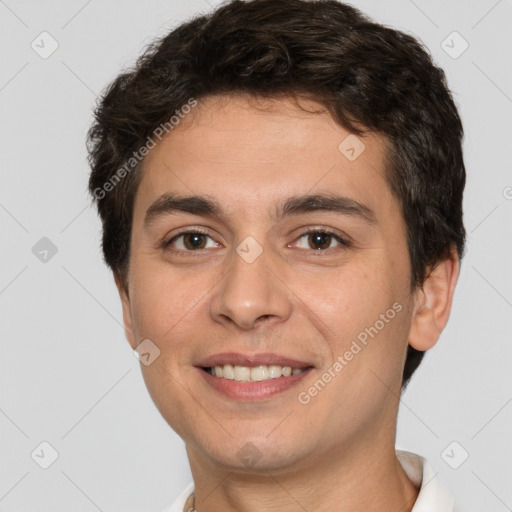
[396,450,456,511]
[161,450,457,512]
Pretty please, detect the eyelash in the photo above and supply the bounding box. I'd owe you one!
[163,227,351,254]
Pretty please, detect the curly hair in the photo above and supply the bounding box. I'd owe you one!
[87,0,466,390]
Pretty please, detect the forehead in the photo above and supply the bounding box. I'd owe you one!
[134,93,398,226]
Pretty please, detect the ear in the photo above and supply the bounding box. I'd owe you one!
[114,273,137,351]
[408,247,460,352]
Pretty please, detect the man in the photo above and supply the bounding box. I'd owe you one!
[87,0,466,510]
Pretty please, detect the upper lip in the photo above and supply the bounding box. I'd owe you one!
[196,352,315,369]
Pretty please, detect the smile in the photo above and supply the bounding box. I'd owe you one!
[197,365,314,401]
[203,364,310,382]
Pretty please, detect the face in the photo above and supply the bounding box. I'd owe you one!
[118,94,423,473]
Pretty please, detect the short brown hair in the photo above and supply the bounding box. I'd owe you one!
[87,0,466,389]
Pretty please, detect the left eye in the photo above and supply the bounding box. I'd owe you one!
[294,230,348,250]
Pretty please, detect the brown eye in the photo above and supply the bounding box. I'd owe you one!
[182,233,207,250]
[293,229,350,251]
[308,232,333,250]
[165,231,218,251]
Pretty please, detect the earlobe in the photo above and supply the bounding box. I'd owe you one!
[408,248,460,352]
[114,273,137,351]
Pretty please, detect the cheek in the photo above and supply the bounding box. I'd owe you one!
[305,258,398,331]
[128,266,207,432]
[128,256,204,339]
[300,251,411,380]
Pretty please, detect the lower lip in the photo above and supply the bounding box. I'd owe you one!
[196,367,313,401]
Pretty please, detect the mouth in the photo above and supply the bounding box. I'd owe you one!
[200,364,313,382]
[195,352,315,401]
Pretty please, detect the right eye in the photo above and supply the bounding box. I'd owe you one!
[164,230,220,252]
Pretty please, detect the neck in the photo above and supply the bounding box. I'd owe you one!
[185,439,419,512]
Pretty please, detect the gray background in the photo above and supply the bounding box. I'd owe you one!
[0,0,511,511]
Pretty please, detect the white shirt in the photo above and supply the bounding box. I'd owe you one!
[160,450,461,512]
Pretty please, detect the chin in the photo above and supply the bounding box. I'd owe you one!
[200,433,311,473]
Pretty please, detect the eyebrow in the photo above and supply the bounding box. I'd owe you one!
[143,192,377,228]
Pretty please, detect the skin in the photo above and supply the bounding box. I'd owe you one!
[116,93,460,512]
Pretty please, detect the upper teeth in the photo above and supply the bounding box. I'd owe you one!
[209,364,304,382]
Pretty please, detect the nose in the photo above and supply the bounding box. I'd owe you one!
[208,243,292,331]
